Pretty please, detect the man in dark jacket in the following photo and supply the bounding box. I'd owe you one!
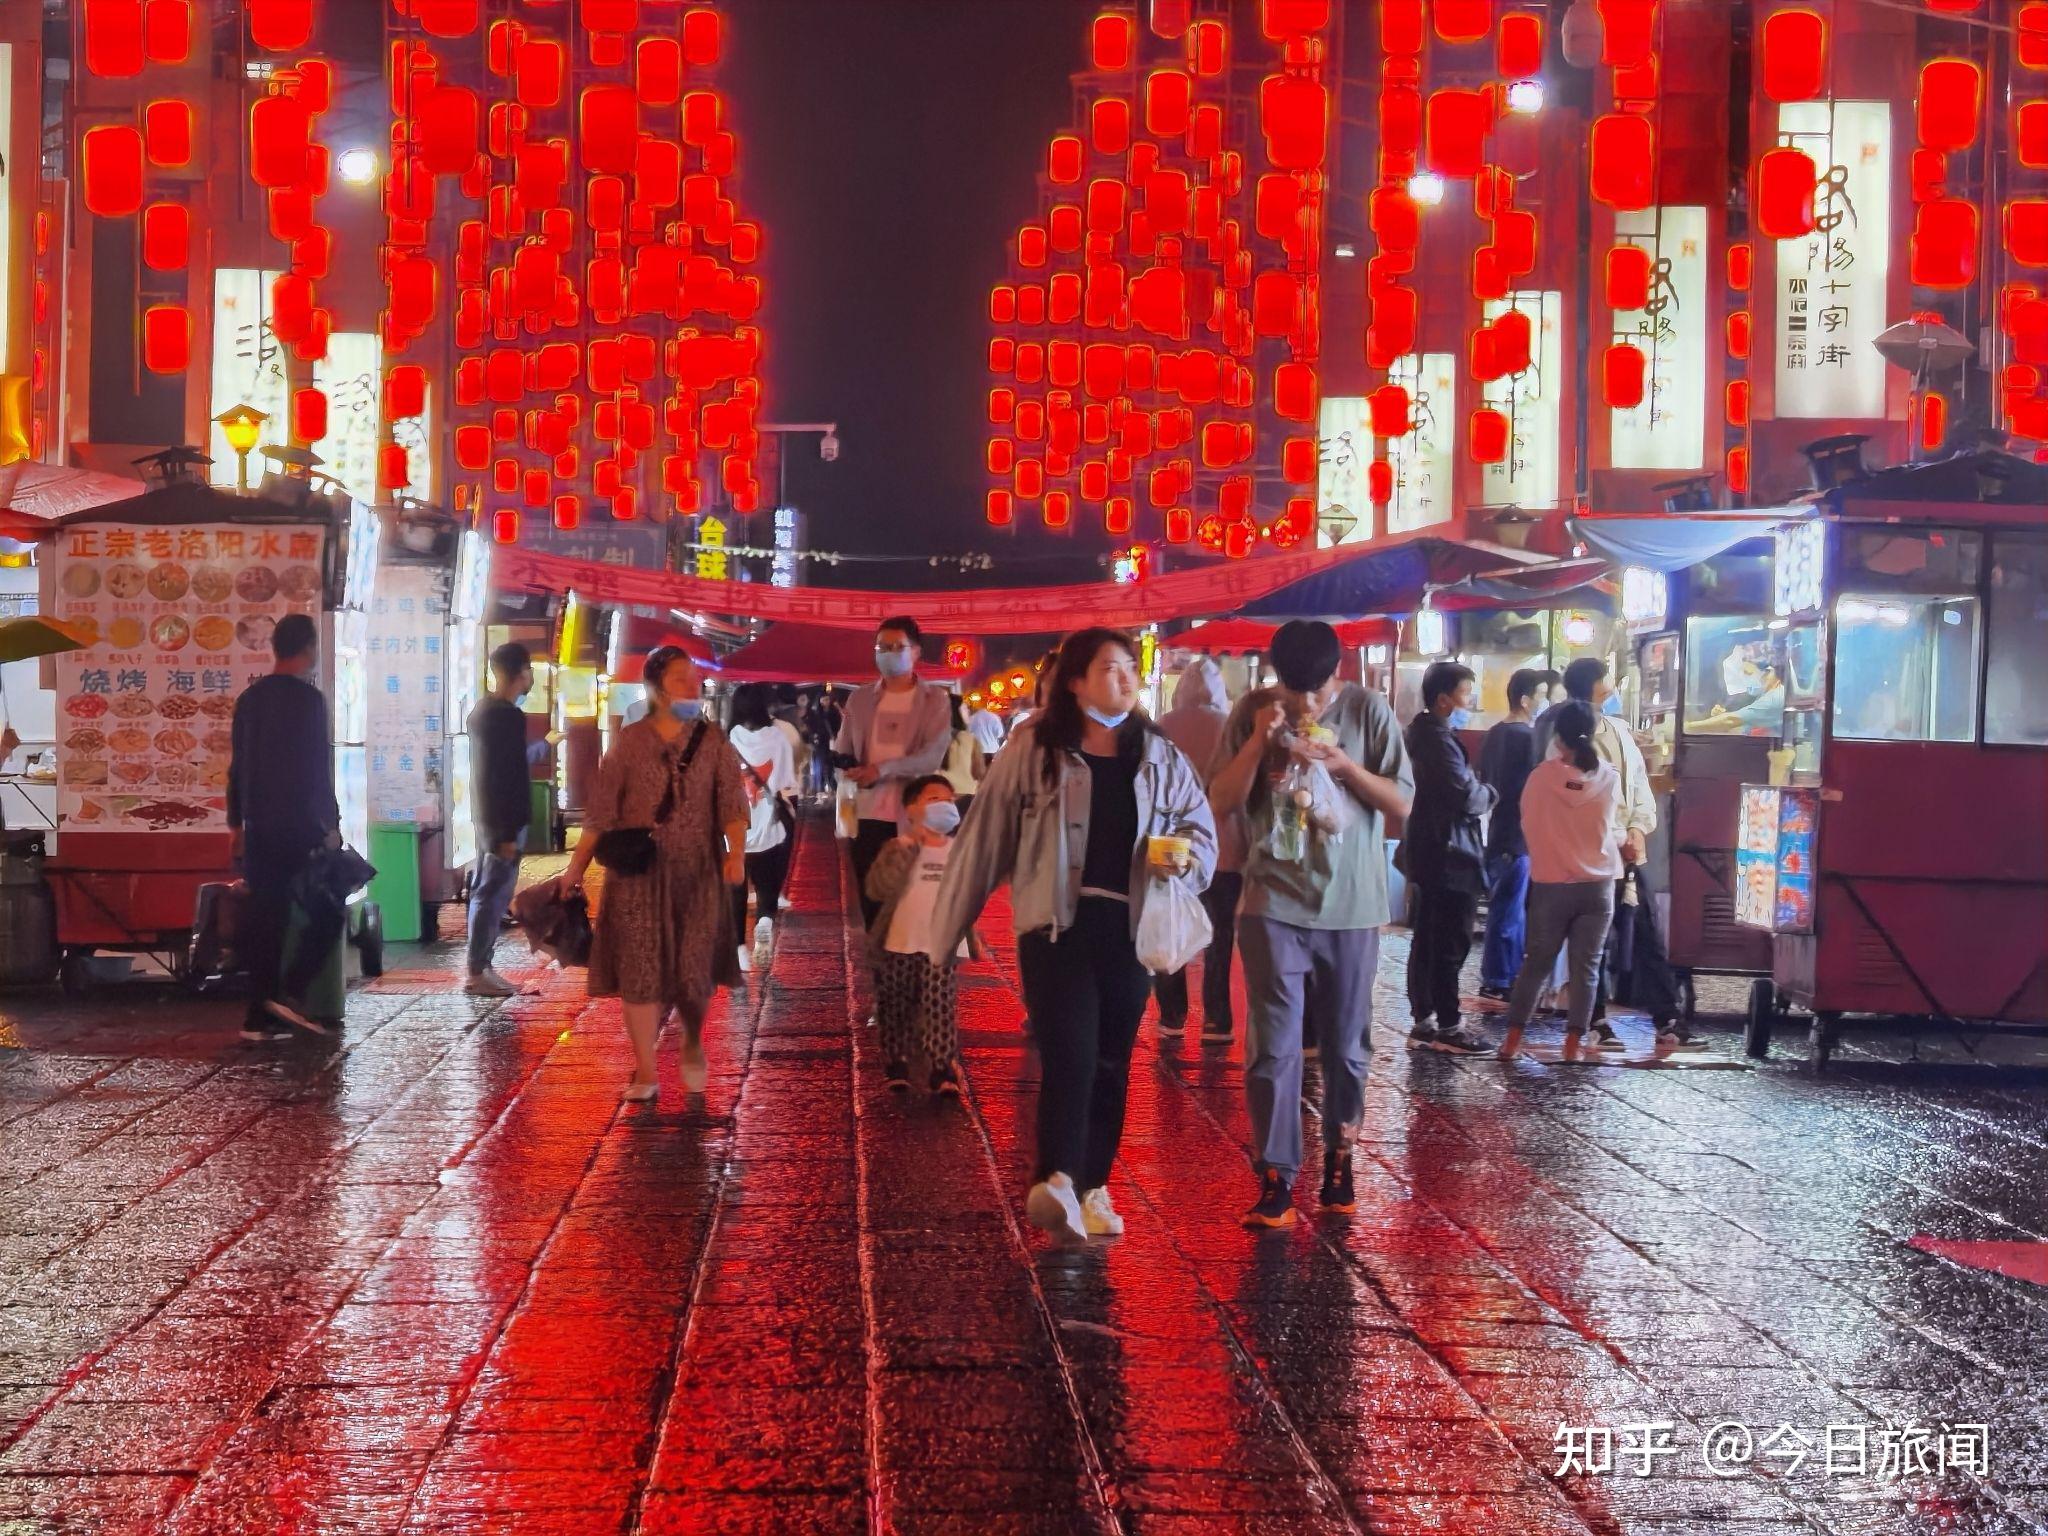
[1400,661,1494,1052]
[466,642,535,996]
[228,612,340,1040]
[1475,667,1550,999]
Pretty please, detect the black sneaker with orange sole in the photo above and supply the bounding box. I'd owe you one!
[1241,1168,1297,1229]
[1318,1147,1356,1214]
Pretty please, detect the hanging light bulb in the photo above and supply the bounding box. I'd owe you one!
[1406,171,1446,207]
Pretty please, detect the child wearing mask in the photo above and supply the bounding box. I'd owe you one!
[865,775,979,1095]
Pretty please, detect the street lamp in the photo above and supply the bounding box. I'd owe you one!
[213,403,269,492]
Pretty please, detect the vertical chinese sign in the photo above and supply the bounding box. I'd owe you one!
[1774,101,1891,420]
[366,563,448,826]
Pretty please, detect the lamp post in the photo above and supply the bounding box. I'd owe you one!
[213,404,269,493]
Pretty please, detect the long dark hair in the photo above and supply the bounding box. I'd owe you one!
[1552,700,1600,773]
[1033,627,1151,785]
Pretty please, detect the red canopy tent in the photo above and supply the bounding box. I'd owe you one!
[1172,616,1398,654]
[720,622,969,686]
[614,614,722,666]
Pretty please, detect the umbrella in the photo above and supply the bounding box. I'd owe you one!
[0,615,92,664]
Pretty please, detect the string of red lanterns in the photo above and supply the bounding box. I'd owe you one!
[985,1,1330,557]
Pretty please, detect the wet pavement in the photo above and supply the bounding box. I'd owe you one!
[2,823,2046,1535]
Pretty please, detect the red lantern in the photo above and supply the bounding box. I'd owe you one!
[1589,113,1653,211]
[1602,344,1647,409]
[1259,75,1327,171]
[1761,9,1826,102]
[1433,0,1489,44]
[1492,309,1532,375]
[1606,244,1652,310]
[515,39,566,107]
[82,125,146,217]
[386,364,427,419]
[578,84,638,173]
[2007,200,2048,267]
[1726,445,1751,495]
[291,387,327,443]
[85,0,147,77]
[1911,198,1978,289]
[144,101,192,168]
[247,0,312,51]
[1091,97,1132,155]
[1368,384,1410,438]
[1092,11,1134,71]
[1600,0,1654,67]
[1917,59,1983,153]
[1754,148,1818,240]
[1497,13,1542,79]
[1049,134,1085,185]
[153,1,196,64]
[1273,361,1315,421]
[1726,241,1754,292]
[1423,89,1487,179]
[1164,506,1193,543]
[454,425,489,470]
[1045,490,1073,528]
[1282,436,1316,484]
[1146,70,1192,138]
[1726,378,1751,428]
[1921,390,1948,453]
[248,93,312,188]
[636,36,683,103]
[1261,0,1329,37]
[1381,0,1424,53]
[553,494,580,530]
[1726,309,1753,359]
[2019,102,2047,171]
[1017,224,1048,267]
[1105,496,1134,535]
[1367,458,1394,505]
[1469,408,1509,464]
[141,305,188,373]
[1189,18,1228,75]
[141,202,188,270]
[681,7,723,66]
[2024,3,2048,71]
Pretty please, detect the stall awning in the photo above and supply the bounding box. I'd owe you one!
[1566,511,1801,573]
[614,614,722,667]
[1426,557,1614,612]
[720,622,967,686]
[0,461,148,536]
[1173,616,1397,653]
[1232,533,1545,621]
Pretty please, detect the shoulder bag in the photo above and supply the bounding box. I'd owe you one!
[591,721,708,874]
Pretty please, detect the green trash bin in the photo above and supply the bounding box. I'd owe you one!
[368,824,424,943]
[527,780,554,853]
[281,899,347,1026]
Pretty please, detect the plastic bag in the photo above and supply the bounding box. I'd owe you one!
[1134,877,1213,977]
[835,776,860,840]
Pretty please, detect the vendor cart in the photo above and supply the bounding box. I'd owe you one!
[1726,458,2048,1067]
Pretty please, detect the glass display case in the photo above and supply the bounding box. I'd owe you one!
[1634,631,1678,775]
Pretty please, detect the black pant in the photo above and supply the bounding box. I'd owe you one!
[1407,883,1478,1030]
[1151,871,1243,1031]
[240,832,323,1023]
[850,817,896,926]
[1017,896,1152,1188]
[731,836,794,942]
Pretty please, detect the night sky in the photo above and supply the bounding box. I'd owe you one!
[723,0,1103,586]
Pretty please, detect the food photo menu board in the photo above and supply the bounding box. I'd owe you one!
[52,521,326,833]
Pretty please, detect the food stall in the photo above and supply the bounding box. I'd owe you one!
[41,476,366,989]
[1724,461,2048,1066]
[1575,512,1804,1017]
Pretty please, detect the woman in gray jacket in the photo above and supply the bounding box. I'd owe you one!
[927,628,1216,1245]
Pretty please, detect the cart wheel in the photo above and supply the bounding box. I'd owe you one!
[59,954,91,997]
[1744,977,1776,1060]
[1807,1014,1836,1073]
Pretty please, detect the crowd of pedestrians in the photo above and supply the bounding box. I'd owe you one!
[224,603,1699,1233]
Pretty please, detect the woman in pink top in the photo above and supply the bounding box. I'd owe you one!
[1500,702,1621,1049]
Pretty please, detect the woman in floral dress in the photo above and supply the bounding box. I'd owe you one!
[558,646,749,1102]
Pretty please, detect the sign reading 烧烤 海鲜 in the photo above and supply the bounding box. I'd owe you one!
[1775,100,1891,421]
[51,521,327,834]
[1611,206,1708,471]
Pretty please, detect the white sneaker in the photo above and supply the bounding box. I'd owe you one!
[679,1037,709,1094]
[464,969,517,998]
[752,918,773,969]
[1080,1186,1124,1237]
[734,944,752,974]
[777,895,792,912]
[1024,1174,1088,1245]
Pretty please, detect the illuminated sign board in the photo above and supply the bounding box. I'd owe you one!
[1610,206,1707,471]
[1774,100,1891,421]
[1482,291,1563,510]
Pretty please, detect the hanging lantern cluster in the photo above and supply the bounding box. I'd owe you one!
[1907,55,1983,293]
[78,0,198,375]
[984,1,1331,556]
[1592,1,1662,417]
[256,50,340,445]
[2003,4,2048,448]
[389,1,765,541]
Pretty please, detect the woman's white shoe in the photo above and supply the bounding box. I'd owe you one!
[620,1081,658,1103]
[1080,1186,1124,1237]
[1025,1174,1088,1244]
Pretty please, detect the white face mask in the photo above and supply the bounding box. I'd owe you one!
[919,800,961,836]
[875,646,915,678]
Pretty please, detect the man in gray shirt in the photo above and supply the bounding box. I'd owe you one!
[1209,620,1412,1230]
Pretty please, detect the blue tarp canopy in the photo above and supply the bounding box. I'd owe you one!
[1235,534,1539,620]
[1566,511,1802,573]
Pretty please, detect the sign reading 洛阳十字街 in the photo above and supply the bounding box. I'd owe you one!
[209,269,289,487]
[1610,206,1708,471]
[314,332,383,503]
[51,521,327,834]
[1315,395,1370,546]
[1775,100,1891,421]
[366,563,448,826]
[1386,352,1456,534]
[1483,292,1563,510]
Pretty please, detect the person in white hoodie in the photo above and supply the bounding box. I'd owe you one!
[1499,702,1622,1051]
[1150,657,1244,1040]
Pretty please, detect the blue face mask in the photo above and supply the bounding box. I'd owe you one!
[1447,707,1473,730]
[1084,706,1131,730]
[669,698,704,723]
[919,800,961,836]
[1601,692,1624,717]
[875,647,915,679]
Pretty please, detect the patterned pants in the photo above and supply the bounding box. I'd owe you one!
[875,950,958,1068]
